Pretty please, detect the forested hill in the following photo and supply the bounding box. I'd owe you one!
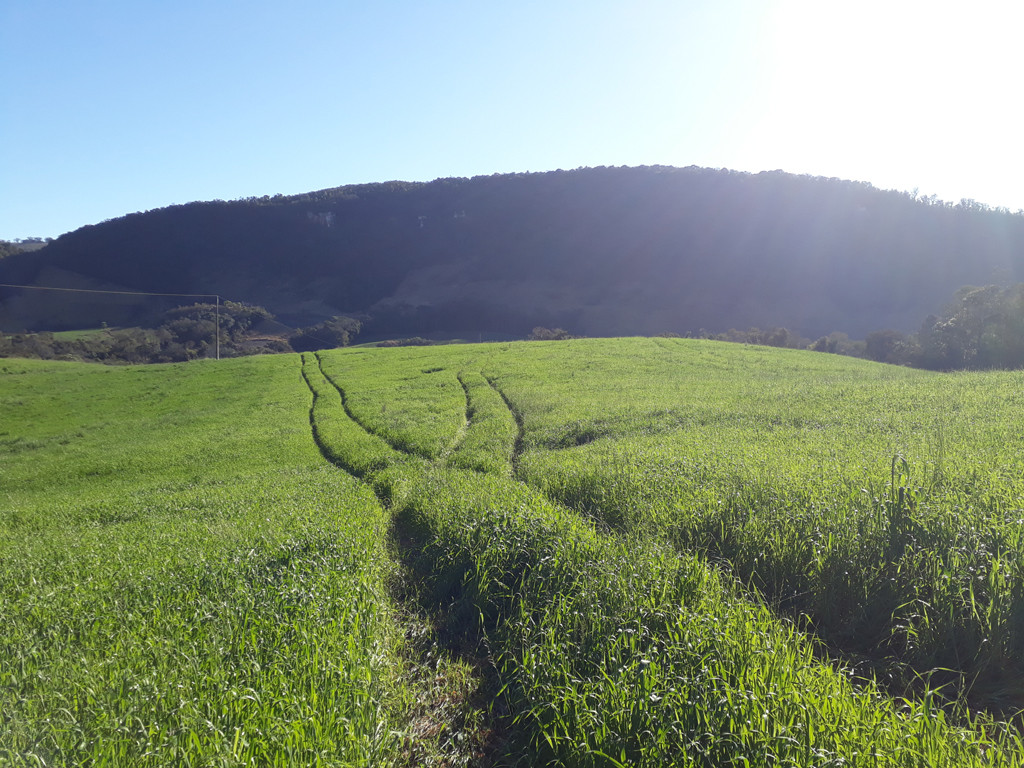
[3,165,1023,339]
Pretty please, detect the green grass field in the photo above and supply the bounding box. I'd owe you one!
[0,356,412,765]
[4,340,1024,765]
[49,328,113,341]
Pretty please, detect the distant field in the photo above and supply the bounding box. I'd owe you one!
[3,340,1024,766]
[49,327,114,340]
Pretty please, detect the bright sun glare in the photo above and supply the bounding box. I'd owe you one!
[739,1,1024,208]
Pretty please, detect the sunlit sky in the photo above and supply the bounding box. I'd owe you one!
[2,1,1022,241]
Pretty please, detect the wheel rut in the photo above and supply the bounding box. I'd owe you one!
[438,371,472,466]
[299,352,508,766]
[480,374,525,475]
[299,355,348,472]
[314,352,420,460]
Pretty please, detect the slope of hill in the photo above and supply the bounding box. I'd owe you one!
[2,166,1023,338]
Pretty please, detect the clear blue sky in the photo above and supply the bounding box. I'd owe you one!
[3,1,1022,241]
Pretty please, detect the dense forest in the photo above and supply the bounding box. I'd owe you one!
[2,166,1023,343]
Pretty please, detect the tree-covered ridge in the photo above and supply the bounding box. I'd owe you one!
[2,166,1023,341]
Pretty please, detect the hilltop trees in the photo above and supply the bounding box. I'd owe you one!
[0,238,51,259]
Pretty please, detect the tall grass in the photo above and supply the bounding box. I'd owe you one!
[9,336,1024,764]
[1,356,407,765]
[313,344,1024,765]
[316,339,1024,711]
[482,338,1024,708]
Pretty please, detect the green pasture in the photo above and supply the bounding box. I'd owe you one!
[4,339,1024,765]
[311,340,1024,765]
[321,338,1024,709]
[48,328,113,341]
[0,357,405,765]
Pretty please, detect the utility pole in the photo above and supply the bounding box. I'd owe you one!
[216,295,220,360]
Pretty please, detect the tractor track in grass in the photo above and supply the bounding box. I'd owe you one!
[300,353,508,766]
[472,359,984,715]
[438,371,472,466]
[313,352,422,460]
[444,370,518,476]
[299,356,345,472]
[481,374,525,474]
[650,336,679,355]
[298,350,1024,760]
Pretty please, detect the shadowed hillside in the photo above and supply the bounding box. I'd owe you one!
[3,166,1022,338]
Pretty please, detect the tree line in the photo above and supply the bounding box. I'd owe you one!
[0,302,361,364]
[6,284,1024,371]
[684,283,1024,371]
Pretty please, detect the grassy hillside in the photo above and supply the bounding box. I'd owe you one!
[4,342,1024,765]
